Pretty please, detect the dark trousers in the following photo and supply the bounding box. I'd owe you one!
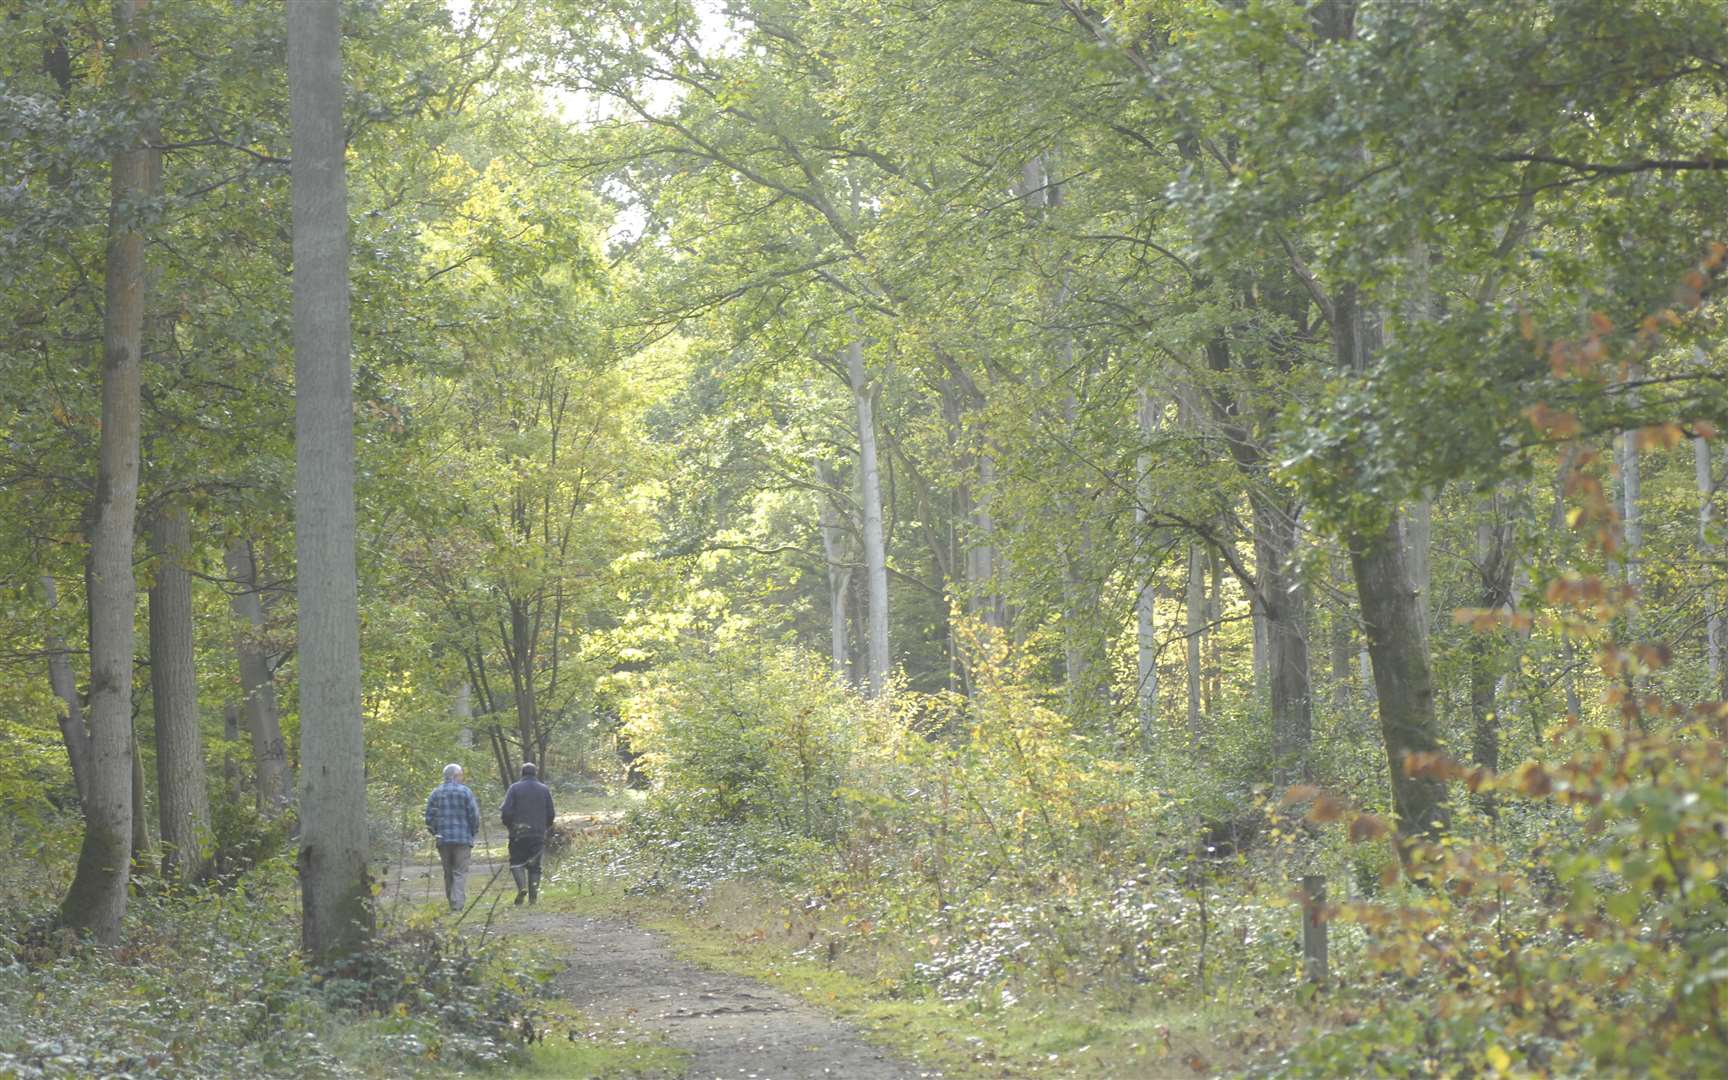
[508,832,545,898]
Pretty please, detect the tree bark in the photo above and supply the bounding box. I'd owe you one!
[1329,560,1354,712]
[1335,284,1447,840]
[61,0,156,944]
[224,539,290,814]
[1185,542,1205,745]
[1134,390,1160,751]
[130,723,152,877]
[147,506,212,883]
[1351,518,1449,839]
[815,460,854,680]
[847,339,891,698]
[43,575,93,807]
[289,0,371,959]
[1257,499,1313,781]
[1469,503,1517,818]
[1697,435,1726,692]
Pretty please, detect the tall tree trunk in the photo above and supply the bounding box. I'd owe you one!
[1329,560,1354,712]
[963,451,1008,632]
[130,724,152,877]
[1135,390,1160,751]
[847,339,891,698]
[815,461,854,680]
[222,702,241,796]
[1335,285,1447,840]
[1257,499,1313,781]
[289,0,371,959]
[1697,435,1726,693]
[1407,495,1433,629]
[43,575,93,807]
[1469,502,1517,817]
[1185,542,1205,745]
[61,0,156,943]
[509,599,539,769]
[1619,427,1644,603]
[224,539,289,814]
[147,507,212,883]
[1351,519,1449,839]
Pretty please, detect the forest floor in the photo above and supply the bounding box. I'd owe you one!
[381,816,933,1079]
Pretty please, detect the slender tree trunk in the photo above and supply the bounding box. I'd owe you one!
[1185,543,1205,745]
[61,0,156,943]
[1135,390,1160,751]
[963,451,1008,632]
[1619,428,1644,601]
[147,507,212,883]
[1256,499,1313,781]
[222,702,241,796]
[1329,560,1354,712]
[1697,435,1726,692]
[130,724,152,876]
[1407,495,1433,629]
[509,599,539,769]
[815,461,854,680]
[43,575,93,807]
[289,0,371,959]
[224,539,289,814]
[1469,506,1516,817]
[454,680,473,749]
[847,339,891,698]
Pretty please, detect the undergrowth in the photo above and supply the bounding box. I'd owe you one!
[0,856,540,1078]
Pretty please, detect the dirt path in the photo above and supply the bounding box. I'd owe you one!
[379,848,932,1079]
[511,910,932,1080]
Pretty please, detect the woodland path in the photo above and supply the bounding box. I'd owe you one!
[381,838,931,1080]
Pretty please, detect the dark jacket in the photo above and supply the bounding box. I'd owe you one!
[500,777,555,838]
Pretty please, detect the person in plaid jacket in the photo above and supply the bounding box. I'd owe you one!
[423,763,481,911]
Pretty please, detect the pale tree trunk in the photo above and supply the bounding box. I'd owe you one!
[964,452,1007,631]
[1134,390,1160,751]
[130,727,152,875]
[1257,500,1313,781]
[1619,428,1644,600]
[815,460,854,680]
[1251,604,1269,702]
[1185,543,1205,745]
[1696,435,1726,692]
[289,0,371,959]
[1329,559,1354,711]
[1553,447,1584,716]
[1407,495,1433,629]
[43,575,93,807]
[1206,548,1223,710]
[454,681,473,749]
[1469,504,1516,786]
[847,339,891,698]
[147,506,212,883]
[224,539,289,814]
[61,0,156,943]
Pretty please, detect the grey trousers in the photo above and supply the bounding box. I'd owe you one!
[438,842,472,910]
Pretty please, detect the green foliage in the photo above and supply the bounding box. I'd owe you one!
[0,858,545,1078]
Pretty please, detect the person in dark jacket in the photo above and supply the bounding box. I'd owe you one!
[500,762,555,905]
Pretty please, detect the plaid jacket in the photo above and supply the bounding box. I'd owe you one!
[424,781,481,846]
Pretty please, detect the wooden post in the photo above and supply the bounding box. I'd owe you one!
[1301,874,1329,984]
